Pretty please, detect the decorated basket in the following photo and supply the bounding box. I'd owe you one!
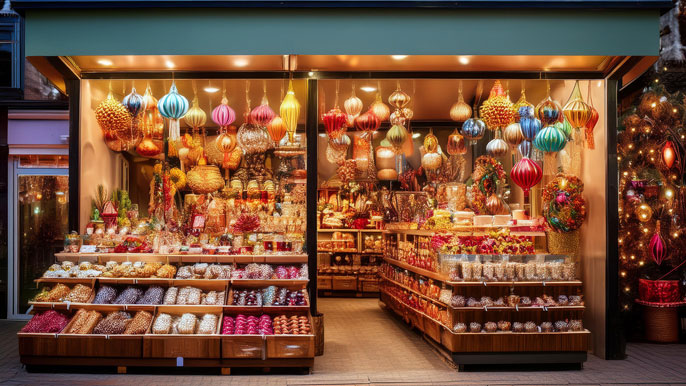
[186,165,224,194]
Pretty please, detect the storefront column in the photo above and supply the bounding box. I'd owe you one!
[306,77,318,315]
[65,78,79,232]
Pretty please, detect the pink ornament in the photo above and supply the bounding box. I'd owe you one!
[250,97,276,126]
[212,96,236,128]
[649,222,667,265]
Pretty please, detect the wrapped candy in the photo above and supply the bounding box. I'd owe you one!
[93,311,132,334]
[197,314,218,334]
[178,313,198,334]
[93,285,118,304]
[21,310,70,333]
[64,284,93,303]
[137,286,164,305]
[124,311,153,335]
[152,313,172,334]
[114,286,143,305]
[163,287,178,305]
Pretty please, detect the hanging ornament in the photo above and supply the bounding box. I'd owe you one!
[534,125,567,153]
[122,87,146,120]
[142,85,164,139]
[554,119,574,141]
[421,152,443,171]
[503,122,525,147]
[486,193,508,215]
[280,79,301,146]
[663,140,676,169]
[388,85,411,109]
[322,107,348,139]
[158,82,189,141]
[536,96,563,126]
[386,124,408,151]
[513,86,534,122]
[266,116,287,144]
[423,129,439,153]
[136,136,161,158]
[344,87,364,125]
[370,93,390,121]
[216,131,237,154]
[450,82,472,122]
[519,140,532,158]
[519,113,541,142]
[563,80,591,130]
[446,129,467,155]
[585,84,599,150]
[390,109,407,126]
[237,123,270,154]
[402,107,414,120]
[510,157,542,197]
[486,137,509,158]
[95,91,132,145]
[212,94,236,129]
[461,118,486,144]
[479,80,515,131]
[329,134,351,152]
[250,96,276,127]
[635,203,653,222]
[649,221,667,265]
[184,95,207,130]
[354,111,381,132]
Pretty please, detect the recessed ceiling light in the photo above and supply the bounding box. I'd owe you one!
[412,132,421,138]
[360,86,376,93]
[165,60,175,69]
[204,87,219,93]
[308,71,314,76]
[391,55,408,60]
[234,58,249,67]
[458,56,470,65]
[97,59,113,66]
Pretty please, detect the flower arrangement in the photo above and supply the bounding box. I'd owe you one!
[542,174,586,233]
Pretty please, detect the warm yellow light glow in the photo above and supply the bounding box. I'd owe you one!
[630,255,636,259]
[360,86,376,93]
[639,261,645,266]
[165,60,175,69]
[391,55,408,60]
[97,59,113,66]
[620,271,626,277]
[204,87,219,93]
[458,56,470,65]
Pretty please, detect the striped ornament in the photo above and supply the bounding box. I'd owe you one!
[184,96,207,129]
[554,119,574,141]
[486,137,508,158]
[122,87,146,118]
[510,157,542,197]
[535,96,563,125]
[519,114,541,141]
[649,222,667,265]
[158,83,189,141]
[460,117,486,144]
[250,97,276,126]
[503,122,525,147]
[533,125,567,153]
[518,140,532,158]
[212,96,236,128]
[585,104,599,149]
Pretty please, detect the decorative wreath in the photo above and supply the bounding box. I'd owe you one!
[542,173,586,233]
[470,155,506,214]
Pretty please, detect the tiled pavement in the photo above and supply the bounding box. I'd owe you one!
[1,298,686,385]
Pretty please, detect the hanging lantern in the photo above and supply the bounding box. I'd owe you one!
[663,140,676,169]
[554,119,574,141]
[519,113,542,142]
[386,124,408,150]
[510,157,542,197]
[212,95,236,129]
[486,137,509,158]
[354,111,381,132]
[184,96,207,129]
[423,129,439,153]
[322,107,348,139]
[388,87,411,109]
[446,129,467,155]
[503,122,525,147]
[237,123,270,154]
[585,104,599,150]
[479,80,515,131]
[563,81,591,129]
[142,85,164,139]
[450,88,472,122]
[518,140,532,158]
[370,93,390,121]
[250,95,276,127]
[280,80,301,145]
[649,221,667,265]
[267,116,287,144]
[158,82,189,141]
[344,92,363,123]
[95,91,132,140]
[513,89,534,122]
[533,125,567,153]
[536,96,563,126]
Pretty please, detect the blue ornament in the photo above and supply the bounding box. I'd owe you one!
[518,140,532,158]
[520,115,542,141]
[518,105,534,118]
[122,87,146,118]
[460,118,486,144]
[533,125,567,153]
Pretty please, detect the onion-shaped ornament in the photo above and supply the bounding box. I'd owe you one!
[250,95,276,127]
[519,113,542,141]
[95,91,132,138]
[450,89,472,122]
[158,82,189,141]
[510,157,542,197]
[122,87,146,119]
[649,221,667,265]
[486,193,509,215]
[322,107,348,139]
[386,124,408,150]
[267,116,287,144]
[479,80,515,130]
[329,134,351,152]
[354,111,381,132]
[535,96,563,125]
[554,119,574,141]
[446,129,467,155]
[388,87,411,109]
[513,89,534,122]
[422,152,442,171]
[216,131,237,154]
[237,123,270,154]
[184,96,207,129]
[142,85,164,139]
[370,93,390,122]
[423,129,439,153]
[212,95,236,128]
[534,125,567,153]
[486,137,509,158]
[585,85,600,150]
[663,140,676,169]
[563,81,591,129]
[503,122,525,147]
[280,80,301,145]
[461,117,486,144]
[344,92,363,120]
[518,140,532,158]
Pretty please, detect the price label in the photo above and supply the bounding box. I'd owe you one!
[79,245,97,253]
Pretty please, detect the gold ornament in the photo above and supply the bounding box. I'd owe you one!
[563,81,592,129]
[184,96,207,129]
[479,80,515,130]
[388,86,411,109]
[266,116,287,144]
[386,124,408,150]
[635,203,653,222]
[421,152,443,170]
[370,93,390,121]
[423,129,439,153]
[280,80,301,145]
[503,122,525,147]
[450,85,472,122]
[95,91,132,138]
[446,129,467,155]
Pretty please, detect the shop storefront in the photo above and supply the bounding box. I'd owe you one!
[9,0,669,371]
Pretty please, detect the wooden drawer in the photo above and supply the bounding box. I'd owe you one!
[221,335,264,359]
[332,276,357,291]
[56,334,143,358]
[143,335,221,359]
[361,280,379,292]
[317,276,333,290]
[18,333,58,357]
[265,335,315,358]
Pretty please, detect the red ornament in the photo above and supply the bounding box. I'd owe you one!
[354,111,381,132]
[649,221,667,265]
[585,105,599,149]
[250,101,276,127]
[322,107,348,139]
[663,140,676,169]
[510,157,542,197]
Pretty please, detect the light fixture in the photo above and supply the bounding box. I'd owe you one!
[308,71,314,76]
[234,58,249,67]
[458,56,470,65]
[360,86,376,93]
[412,132,421,138]
[391,55,408,60]
[165,60,175,69]
[97,59,113,66]
[204,87,219,93]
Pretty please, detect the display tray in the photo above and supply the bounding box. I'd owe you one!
[380,276,447,308]
[383,258,447,282]
[226,286,309,311]
[384,227,545,237]
[54,253,308,264]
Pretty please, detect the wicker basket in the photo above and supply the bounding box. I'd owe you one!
[642,304,679,343]
[186,165,224,194]
[547,229,580,255]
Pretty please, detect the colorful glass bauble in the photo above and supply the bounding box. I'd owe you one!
[503,122,525,147]
[250,96,276,127]
[554,119,574,141]
[486,193,508,215]
[519,114,542,141]
[535,96,563,125]
[518,140,532,158]
[370,93,390,121]
[649,221,667,265]
[460,117,486,143]
[423,129,439,153]
[519,105,535,119]
[510,157,542,196]
[563,81,592,129]
[95,91,132,139]
[390,109,407,126]
[446,129,467,156]
[450,91,472,122]
[158,82,189,141]
[663,140,676,169]
[401,107,414,120]
[635,203,653,222]
[386,124,408,150]
[421,152,443,171]
[212,95,236,128]
[329,134,351,152]
[184,96,207,129]
[585,102,599,150]
[122,87,146,119]
[388,87,411,109]
[479,80,515,130]
[533,125,567,153]
[486,137,509,158]
[322,107,348,139]
[354,111,381,132]
[280,80,301,144]
[266,116,287,143]
[142,85,164,139]
[216,131,237,154]
[344,93,363,120]
[513,89,534,122]
[237,123,270,154]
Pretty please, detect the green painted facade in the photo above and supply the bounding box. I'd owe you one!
[25,8,659,56]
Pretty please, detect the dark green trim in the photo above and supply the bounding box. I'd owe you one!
[26,8,659,56]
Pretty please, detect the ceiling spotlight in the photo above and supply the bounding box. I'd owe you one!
[412,132,421,138]
[308,71,314,76]
[234,58,249,67]
[97,59,113,66]
[360,86,376,93]
[458,56,470,65]
[204,87,219,93]
[165,60,175,69]
[391,55,408,60]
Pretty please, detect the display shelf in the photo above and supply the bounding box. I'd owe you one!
[449,306,585,311]
[446,280,584,287]
[384,227,546,237]
[380,288,451,331]
[54,253,309,264]
[382,257,447,282]
[379,275,448,308]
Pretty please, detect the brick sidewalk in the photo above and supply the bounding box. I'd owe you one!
[2,298,686,385]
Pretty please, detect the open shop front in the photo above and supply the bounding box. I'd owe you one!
[13,2,665,371]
